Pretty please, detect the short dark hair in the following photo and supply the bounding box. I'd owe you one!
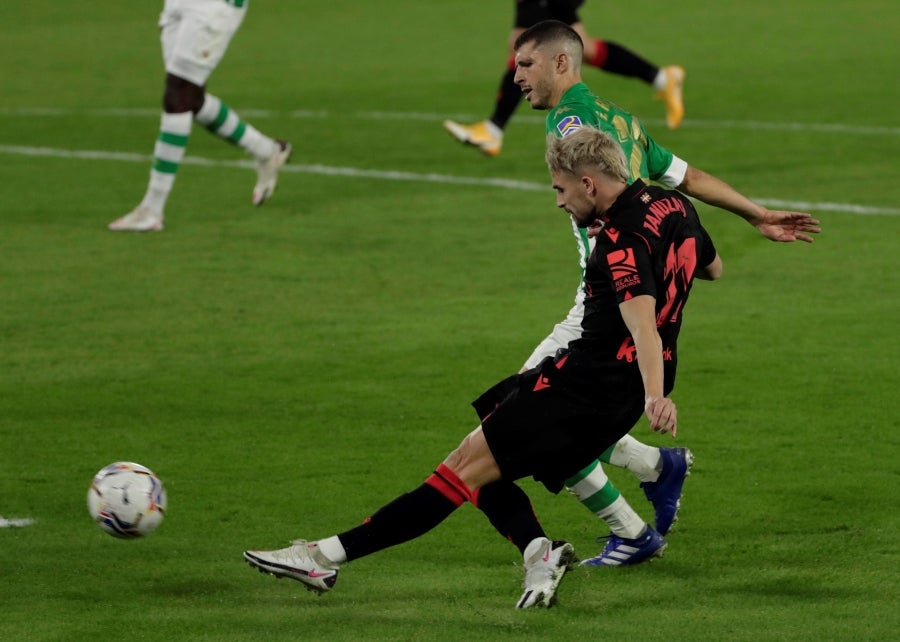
[514,19,584,54]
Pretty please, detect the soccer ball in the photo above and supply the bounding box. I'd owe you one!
[87,462,167,539]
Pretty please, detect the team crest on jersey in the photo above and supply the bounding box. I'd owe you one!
[556,115,583,137]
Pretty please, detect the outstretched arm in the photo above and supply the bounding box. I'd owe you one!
[619,295,677,436]
[678,166,821,243]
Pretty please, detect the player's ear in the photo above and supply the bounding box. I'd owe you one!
[582,175,594,196]
[555,52,568,72]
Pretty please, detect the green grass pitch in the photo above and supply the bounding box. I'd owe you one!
[1,1,898,640]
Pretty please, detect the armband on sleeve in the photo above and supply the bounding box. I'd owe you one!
[659,155,688,188]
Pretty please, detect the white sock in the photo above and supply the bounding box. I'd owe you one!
[316,535,347,565]
[652,68,668,91]
[607,434,662,483]
[195,93,277,161]
[597,496,648,539]
[140,111,192,214]
[567,461,646,538]
[484,120,503,138]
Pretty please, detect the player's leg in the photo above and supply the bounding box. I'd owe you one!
[244,426,571,607]
[570,22,685,129]
[488,23,533,132]
[108,84,195,231]
[163,1,291,205]
[567,459,667,566]
[192,93,291,204]
[602,437,694,535]
[442,4,543,156]
[242,470,464,595]
[442,38,523,157]
[110,5,200,231]
[115,0,289,230]
[243,444,486,593]
[519,308,664,556]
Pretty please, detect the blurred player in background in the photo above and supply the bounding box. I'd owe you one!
[244,127,722,608]
[109,0,291,232]
[444,0,685,157]
[505,19,820,566]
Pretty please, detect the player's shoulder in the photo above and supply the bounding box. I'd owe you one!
[548,102,601,137]
[604,183,688,233]
[636,186,702,239]
[636,184,695,214]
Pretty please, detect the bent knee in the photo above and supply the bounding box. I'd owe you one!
[163,75,205,113]
[443,428,500,489]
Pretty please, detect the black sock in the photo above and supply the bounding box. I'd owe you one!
[337,483,459,561]
[599,42,658,85]
[489,69,523,130]
[476,481,546,555]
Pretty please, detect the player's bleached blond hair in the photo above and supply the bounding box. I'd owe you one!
[545,128,629,182]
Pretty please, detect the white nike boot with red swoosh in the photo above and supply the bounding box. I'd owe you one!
[516,537,577,608]
[244,539,339,593]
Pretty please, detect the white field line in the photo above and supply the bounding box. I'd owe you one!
[0,516,36,528]
[0,107,900,136]
[1,143,898,216]
[2,107,899,137]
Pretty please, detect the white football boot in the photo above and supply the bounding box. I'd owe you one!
[244,539,339,594]
[516,537,577,608]
[108,205,164,232]
[442,119,503,157]
[252,140,292,206]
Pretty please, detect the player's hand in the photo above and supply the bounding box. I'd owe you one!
[645,397,677,437]
[755,210,821,243]
[585,220,605,238]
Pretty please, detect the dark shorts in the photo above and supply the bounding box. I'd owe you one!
[473,350,645,494]
[514,0,585,28]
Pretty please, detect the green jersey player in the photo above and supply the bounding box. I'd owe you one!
[443,0,686,157]
[544,81,687,295]
[513,20,820,565]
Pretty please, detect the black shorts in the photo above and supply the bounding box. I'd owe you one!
[473,351,645,493]
[514,0,585,28]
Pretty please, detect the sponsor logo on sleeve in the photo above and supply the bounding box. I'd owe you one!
[556,115,583,137]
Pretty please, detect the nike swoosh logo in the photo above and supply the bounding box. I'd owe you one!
[307,569,335,578]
